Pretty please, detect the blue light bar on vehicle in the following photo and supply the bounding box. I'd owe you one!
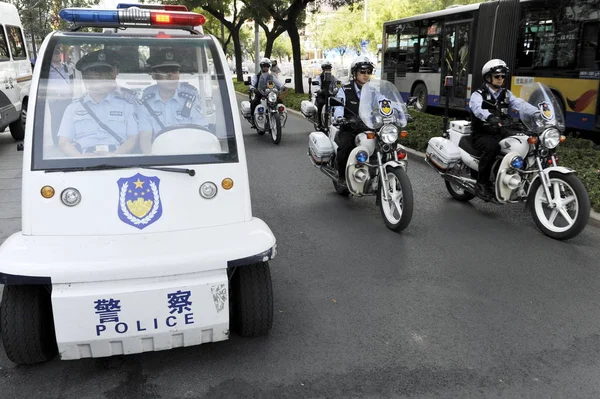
[59,7,205,29]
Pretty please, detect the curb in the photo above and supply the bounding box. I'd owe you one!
[403,146,600,229]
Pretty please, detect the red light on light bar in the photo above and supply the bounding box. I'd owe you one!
[150,11,206,26]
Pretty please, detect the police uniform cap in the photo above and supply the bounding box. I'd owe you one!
[147,49,182,70]
[76,49,120,72]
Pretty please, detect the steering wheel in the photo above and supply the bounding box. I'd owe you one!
[153,124,215,141]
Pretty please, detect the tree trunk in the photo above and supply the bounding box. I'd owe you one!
[286,24,304,94]
[232,29,244,82]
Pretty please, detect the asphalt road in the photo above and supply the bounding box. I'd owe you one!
[0,97,600,399]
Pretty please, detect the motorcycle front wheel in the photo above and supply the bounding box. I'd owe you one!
[270,112,282,144]
[529,172,590,240]
[379,166,414,232]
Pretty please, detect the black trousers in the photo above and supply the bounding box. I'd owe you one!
[335,128,358,179]
[250,93,263,117]
[315,93,327,125]
[472,132,502,184]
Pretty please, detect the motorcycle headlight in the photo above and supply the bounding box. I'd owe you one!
[268,92,278,103]
[541,127,560,149]
[380,124,399,144]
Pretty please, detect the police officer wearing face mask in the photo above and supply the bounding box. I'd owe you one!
[138,48,209,154]
[57,49,140,157]
[469,59,539,201]
[332,56,374,185]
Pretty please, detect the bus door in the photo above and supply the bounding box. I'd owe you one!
[441,20,472,109]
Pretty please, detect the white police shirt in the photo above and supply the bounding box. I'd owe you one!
[57,87,139,151]
[469,84,538,121]
[138,82,208,136]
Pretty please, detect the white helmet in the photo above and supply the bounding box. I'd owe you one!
[482,59,508,82]
[350,56,374,79]
[321,60,332,70]
[259,58,271,68]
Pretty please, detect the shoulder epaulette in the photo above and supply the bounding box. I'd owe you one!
[141,92,156,102]
[114,87,138,104]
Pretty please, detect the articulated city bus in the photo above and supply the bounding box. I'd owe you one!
[381,0,599,132]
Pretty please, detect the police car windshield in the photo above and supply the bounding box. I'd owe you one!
[32,34,237,171]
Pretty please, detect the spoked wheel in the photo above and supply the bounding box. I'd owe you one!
[270,112,282,144]
[529,172,590,240]
[379,166,414,232]
[445,164,475,201]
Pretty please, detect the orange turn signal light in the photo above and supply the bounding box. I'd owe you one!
[400,130,408,138]
[527,136,538,144]
[41,186,55,199]
[222,178,234,190]
[559,135,566,143]
[366,132,376,139]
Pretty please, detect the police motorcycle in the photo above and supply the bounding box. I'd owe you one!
[424,82,590,240]
[300,76,343,134]
[308,79,414,232]
[0,4,278,365]
[240,73,291,145]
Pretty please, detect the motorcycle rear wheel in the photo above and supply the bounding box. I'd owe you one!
[379,166,413,232]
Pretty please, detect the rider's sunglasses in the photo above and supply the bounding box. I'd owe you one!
[359,69,373,75]
[493,74,506,79]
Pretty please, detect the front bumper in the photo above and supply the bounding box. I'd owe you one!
[0,217,276,284]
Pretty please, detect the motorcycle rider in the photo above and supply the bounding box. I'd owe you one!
[469,59,539,201]
[332,56,374,185]
[249,58,286,125]
[313,60,338,130]
[270,59,281,77]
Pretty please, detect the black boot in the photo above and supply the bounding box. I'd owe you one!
[475,183,493,202]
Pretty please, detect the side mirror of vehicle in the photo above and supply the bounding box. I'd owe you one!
[311,81,320,86]
[406,97,418,107]
[244,80,250,86]
[329,97,344,107]
[285,78,291,84]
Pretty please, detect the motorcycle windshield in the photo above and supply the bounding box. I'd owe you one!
[518,82,566,134]
[258,73,280,95]
[358,80,408,129]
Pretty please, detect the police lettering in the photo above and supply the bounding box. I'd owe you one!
[95,313,195,336]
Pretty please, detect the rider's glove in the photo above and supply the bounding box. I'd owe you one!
[334,116,345,125]
[486,115,503,127]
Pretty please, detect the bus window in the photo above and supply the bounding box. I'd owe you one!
[579,22,599,70]
[423,22,442,72]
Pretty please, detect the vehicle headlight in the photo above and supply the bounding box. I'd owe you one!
[268,92,278,103]
[199,182,218,199]
[541,127,560,149]
[371,114,384,129]
[61,188,81,207]
[380,124,399,144]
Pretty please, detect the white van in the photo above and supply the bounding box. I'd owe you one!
[0,2,32,141]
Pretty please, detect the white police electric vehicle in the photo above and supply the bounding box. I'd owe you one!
[0,4,277,365]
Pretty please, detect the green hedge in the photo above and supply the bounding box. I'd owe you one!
[233,79,600,213]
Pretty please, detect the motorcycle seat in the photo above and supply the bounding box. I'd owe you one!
[458,135,483,158]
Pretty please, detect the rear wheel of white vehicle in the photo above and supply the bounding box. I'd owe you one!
[9,99,26,141]
[230,262,273,337]
[1,285,58,365]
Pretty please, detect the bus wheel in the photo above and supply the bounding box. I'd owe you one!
[413,83,428,113]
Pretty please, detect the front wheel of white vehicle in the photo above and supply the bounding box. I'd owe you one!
[1,285,58,365]
[529,172,590,240]
[379,166,414,232]
[230,262,273,337]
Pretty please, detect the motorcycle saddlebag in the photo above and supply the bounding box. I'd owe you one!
[240,101,251,117]
[309,131,334,165]
[426,137,460,171]
[301,100,317,117]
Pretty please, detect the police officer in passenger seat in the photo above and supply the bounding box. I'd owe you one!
[332,56,374,185]
[469,59,539,201]
[57,49,140,157]
[138,48,209,154]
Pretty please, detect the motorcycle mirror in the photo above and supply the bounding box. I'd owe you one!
[311,81,320,86]
[285,78,292,84]
[329,97,344,107]
[244,80,250,85]
[407,97,418,107]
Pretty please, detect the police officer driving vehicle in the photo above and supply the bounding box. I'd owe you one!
[138,48,209,153]
[57,49,140,157]
[469,59,539,201]
[313,60,338,130]
[249,58,286,121]
[332,56,374,185]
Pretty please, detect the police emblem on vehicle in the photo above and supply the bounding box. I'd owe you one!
[267,80,274,89]
[538,101,553,121]
[117,173,163,229]
[379,99,392,116]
